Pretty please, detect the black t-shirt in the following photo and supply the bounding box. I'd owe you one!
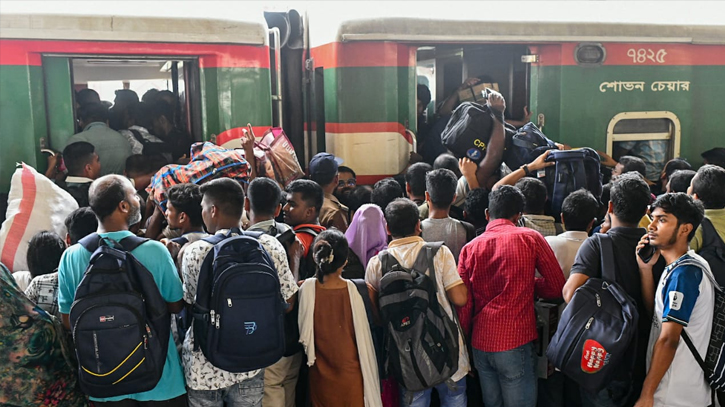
[570,226,665,387]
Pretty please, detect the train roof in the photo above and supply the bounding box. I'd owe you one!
[334,18,725,45]
[0,13,268,45]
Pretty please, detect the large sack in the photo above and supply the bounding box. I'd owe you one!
[0,163,78,271]
[256,128,304,187]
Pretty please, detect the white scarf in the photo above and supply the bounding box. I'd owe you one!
[298,278,383,407]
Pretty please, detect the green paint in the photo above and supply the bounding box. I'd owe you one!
[532,64,725,165]
[42,57,76,150]
[323,66,416,127]
[0,65,48,193]
[200,67,272,139]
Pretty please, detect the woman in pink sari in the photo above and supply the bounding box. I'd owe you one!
[342,204,388,279]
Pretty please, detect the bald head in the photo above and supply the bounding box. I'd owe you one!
[89,175,139,224]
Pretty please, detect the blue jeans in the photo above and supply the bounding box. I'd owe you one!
[473,342,537,407]
[187,371,264,407]
[400,377,467,407]
[579,379,632,407]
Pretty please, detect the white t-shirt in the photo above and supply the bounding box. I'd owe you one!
[647,251,714,407]
[545,231,588,279]
[365,236,470,382]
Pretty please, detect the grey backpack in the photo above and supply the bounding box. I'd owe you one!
[378,242,460,392]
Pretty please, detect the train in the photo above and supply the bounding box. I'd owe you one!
[1,10,724,203]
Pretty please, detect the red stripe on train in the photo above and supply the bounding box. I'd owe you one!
[0,39,270,68]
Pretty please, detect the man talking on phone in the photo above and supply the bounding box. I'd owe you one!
[563,173,662,407]
[633,193,713,407]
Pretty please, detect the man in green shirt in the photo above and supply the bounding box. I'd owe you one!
[688,164,725,251]
[66,103,132,176]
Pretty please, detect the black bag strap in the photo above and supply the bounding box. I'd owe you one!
[352,279,374,324]
[170,236,190,246]
[458,219,476,243]
[554,222,564,235]
[79,232,148,253]
[702,217,725,249]
[413,242,444,292]
[379,250,401,278]
[596,234,617,283]
[130,129,148,145]
[295,226,320,238]
[681,330,717,406]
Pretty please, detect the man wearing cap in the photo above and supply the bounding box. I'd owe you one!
[309,152,349,232]
[702,147,725,169]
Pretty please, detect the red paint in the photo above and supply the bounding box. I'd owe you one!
[1,164,36,270]
[325,122,414,144]
[356,174,393,186]
[216,126,273,146]
[0,39,269,68]
[532,43,725,66]
[311,42,415,68]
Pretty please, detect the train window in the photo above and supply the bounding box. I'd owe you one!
[606,111,681,181]
[574,43,606,66]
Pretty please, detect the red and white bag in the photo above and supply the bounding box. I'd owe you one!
[0,163,78,271]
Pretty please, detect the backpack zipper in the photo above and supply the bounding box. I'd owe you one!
[562,316,594,364]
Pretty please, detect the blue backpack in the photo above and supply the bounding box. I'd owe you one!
[71,234,170,398]
[546,234,639,393]
[542,148,603,222]
[191,228,287,372]
[503,122,558,170]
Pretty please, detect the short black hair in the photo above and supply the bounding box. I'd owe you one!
[619,155,647,179]
[310,169,337,187]
[347,185,373,214]
[372,178,404,212]
[150,100,175,122]
[662,158,692,182]
[26,231,65,278]
[338,166,356,178]
[385,198,420,238]
[488,185,525,220]
[286,179,324,214]
[167,183,203,226]
[561,189,599,232]
[668,169,696,193]
[142,88,159,103]
[78,103,109,124]
[702,147,725,168]
[417,84,431,108]
[76,88,100,106]
[248,177,282,217]
[405,162,432,198]
[433,154,461,178]
[426,169,458,209]
[692,164,725,209]
[515,177,548,214]
[200,178,245,219]
[114,89,139,105]
[89,176,130,221]
[464,188,489,227]
[64,207,98,244]
[610,172,651,225]
[125,154,168,177]
[126,102,154,129]
[651,193,705,241]
[62,141,96,176]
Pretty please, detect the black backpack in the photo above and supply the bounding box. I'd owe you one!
[71,234,171,398]
[698,218,725,287]
[378,242,460,392]
[440,102,496,163]
[503,122,558,170]
[297,226,321,280]
[130,129,171,157]
[540,148,603,222]
[191,228,286,372]
[546,234,639,393]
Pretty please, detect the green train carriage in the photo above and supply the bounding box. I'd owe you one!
[306,18,725,184]
[0,13,277,210]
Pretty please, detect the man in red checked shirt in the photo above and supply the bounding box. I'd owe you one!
[457,185,565,407]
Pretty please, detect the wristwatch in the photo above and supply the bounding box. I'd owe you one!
[522,164,532,177]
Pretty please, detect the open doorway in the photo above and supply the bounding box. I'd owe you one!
[71,57,201,141]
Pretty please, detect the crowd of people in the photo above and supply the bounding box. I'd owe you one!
[1,87,725,407]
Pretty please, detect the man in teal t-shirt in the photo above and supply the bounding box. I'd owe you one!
[58,175,186,405]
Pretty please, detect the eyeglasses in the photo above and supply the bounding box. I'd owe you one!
[338,178,356,187]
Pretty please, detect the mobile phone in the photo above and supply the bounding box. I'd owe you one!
[638,239,656,263]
